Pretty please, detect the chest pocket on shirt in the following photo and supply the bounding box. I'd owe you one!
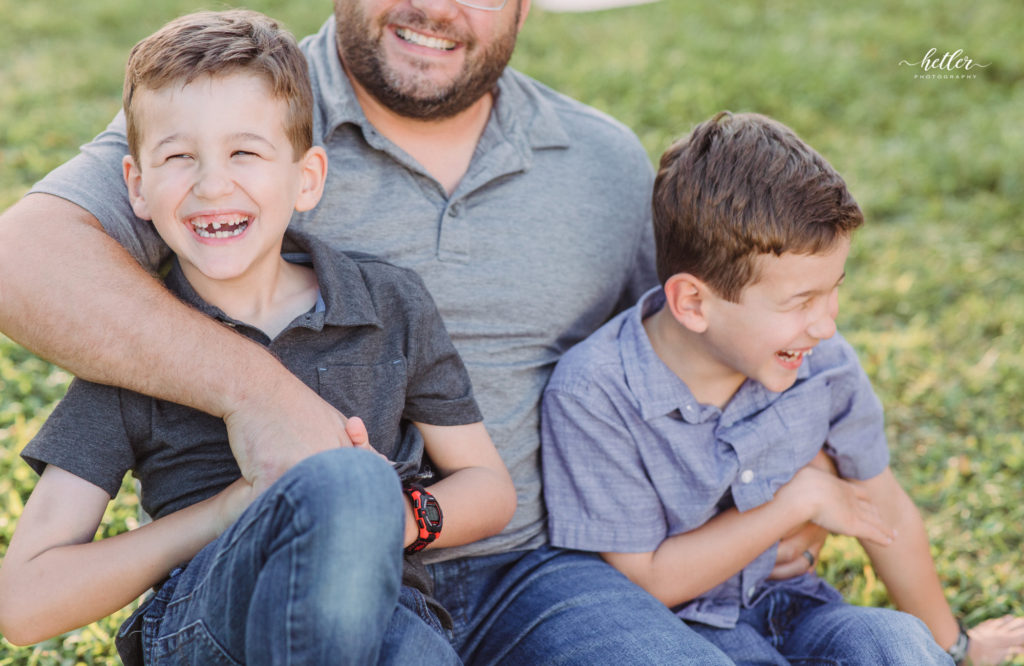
[316,360,408,459]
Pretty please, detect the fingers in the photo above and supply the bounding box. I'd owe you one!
[967,615,1024,664]
[852,498,895,546]
[345,416,370,449]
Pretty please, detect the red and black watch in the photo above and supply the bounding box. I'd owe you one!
[403,483,443,554]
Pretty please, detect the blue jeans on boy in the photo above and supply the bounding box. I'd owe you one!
[688,585,952,665]
[116,448,459,665]
[429,545,733,665]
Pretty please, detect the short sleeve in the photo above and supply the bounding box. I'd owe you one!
[823,337,890,480]
[541,386,668,553]
[21,378,136,498]
[400,273,482,427]
[29,110,171,271]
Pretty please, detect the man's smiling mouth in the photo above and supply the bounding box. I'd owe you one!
[395,27,457,51]
[190,214,251,239]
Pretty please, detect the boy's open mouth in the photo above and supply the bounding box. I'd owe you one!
[190,214,251,239]
[776,348,813,362]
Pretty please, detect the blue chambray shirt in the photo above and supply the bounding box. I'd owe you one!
[541,287,890,628]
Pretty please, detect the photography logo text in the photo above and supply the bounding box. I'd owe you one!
[899,48,989,79]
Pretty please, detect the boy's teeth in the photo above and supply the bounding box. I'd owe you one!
[190,214,249,239]
[777,348,814,361]
[395,27,456,51]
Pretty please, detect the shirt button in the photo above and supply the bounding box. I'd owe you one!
[740,469,755,484]
[448,206,459,217]
[747,586,756,599]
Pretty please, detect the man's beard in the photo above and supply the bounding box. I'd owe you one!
[335,3,518,120]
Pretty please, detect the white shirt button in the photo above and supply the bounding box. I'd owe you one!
[740,469,755,484]
[747,586,756,599]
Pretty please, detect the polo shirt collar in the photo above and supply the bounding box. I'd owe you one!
[619,287,812,425]
[311,16,570,156]
[163,232,382,334]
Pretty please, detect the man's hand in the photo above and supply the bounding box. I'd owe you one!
[771,448,837,579]
[966,615,1024,665]
[223,371,361,495]
[771,521,829,579]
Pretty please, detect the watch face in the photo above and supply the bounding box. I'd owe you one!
[424,503,442,526]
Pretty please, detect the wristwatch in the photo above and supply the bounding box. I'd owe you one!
[946,617,969,666]
[403,483,443,554]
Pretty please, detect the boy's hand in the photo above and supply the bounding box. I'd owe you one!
[967,615,1024,665]
[782,466,895,546]
[771,449,835,579]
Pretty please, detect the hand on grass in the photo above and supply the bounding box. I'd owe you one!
[967,615,1024,665]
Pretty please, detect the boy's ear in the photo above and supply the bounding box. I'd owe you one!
[122,155,152,220]
[294,146,328,213]
[663,273,710,333]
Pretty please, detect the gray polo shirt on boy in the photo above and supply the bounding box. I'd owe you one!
[22,237,481,521]
[30,15,656,562]
[541,288,890,629]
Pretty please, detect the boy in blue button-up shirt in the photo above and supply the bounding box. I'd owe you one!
[542,111,1022,664]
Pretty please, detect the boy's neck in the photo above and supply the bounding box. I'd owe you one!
[643,304,746,410]
[180,256,318,340]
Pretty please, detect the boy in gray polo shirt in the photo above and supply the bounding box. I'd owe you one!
[541,112,995,664]
[0,10,515,664]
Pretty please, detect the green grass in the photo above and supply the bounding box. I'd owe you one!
[2,0,1022,662]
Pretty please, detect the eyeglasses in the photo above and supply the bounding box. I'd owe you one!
[454,0,509,11]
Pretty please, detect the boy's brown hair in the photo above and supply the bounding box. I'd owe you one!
[652,111,863,301]
[123,9,312,163]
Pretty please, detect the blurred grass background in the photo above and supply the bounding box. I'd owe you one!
[2,0,1022,662]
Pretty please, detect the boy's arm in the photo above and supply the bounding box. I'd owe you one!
[854,468,1024,664]
[408,421,516,550]
[854,468,958,647]
[0,194,358,493]
[0,465,254,645]
[603,465,894,608]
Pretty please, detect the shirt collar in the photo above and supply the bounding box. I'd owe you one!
[620,287,707,423]
[164,232,383,335]
[619,287,813,425]
[308,16,570,155]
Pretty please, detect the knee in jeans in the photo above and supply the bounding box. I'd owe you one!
[284,448,404,535]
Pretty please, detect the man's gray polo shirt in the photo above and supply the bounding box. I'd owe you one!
[541,287,890,628]
[31,15,657,561]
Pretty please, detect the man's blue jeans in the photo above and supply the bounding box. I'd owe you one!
[688,587,953,665]
[117,448,459,665]
[429,545,733,665]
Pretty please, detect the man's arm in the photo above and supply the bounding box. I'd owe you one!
[0,194,354,491]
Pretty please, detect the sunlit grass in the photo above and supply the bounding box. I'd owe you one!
[2,0,1021,662]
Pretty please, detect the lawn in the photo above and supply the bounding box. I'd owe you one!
[2,0,1022,663]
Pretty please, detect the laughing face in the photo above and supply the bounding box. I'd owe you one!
[334,0,524,119]
[122,73,324,289]
[699,236,851,395]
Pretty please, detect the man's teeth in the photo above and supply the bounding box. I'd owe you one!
[395,27,456,51]
[191,215,250,239]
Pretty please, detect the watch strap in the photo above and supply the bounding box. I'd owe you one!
[403,483,442,554]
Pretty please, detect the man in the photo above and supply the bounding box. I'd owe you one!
[0,1,739,662]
